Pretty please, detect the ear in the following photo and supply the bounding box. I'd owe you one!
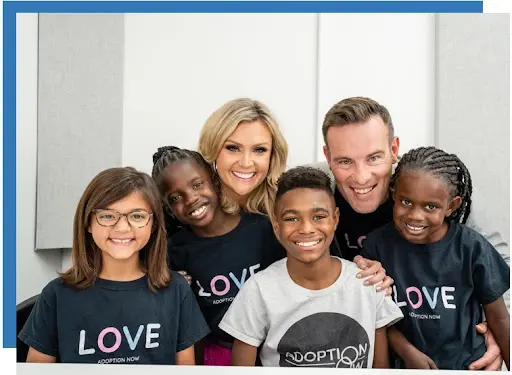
[271,214,280,238]
[446,196,462,218]
[323,145,331,166]
[333,206,340,229]
[390,136,400,164]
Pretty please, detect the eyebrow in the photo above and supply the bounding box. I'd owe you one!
[225,139,271,147]
[281,207,330,217]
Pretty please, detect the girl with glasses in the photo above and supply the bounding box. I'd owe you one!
[19,167,210,364]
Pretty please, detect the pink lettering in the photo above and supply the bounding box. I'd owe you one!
[210,275,230,296]
[357,236,367,248]
[98,327,122,353]
[406,287,423,309]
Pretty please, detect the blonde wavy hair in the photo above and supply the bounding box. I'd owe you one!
[198,98,288,217]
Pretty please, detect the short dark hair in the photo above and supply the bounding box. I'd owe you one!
[322,97,394,146]
[275,167,333,205]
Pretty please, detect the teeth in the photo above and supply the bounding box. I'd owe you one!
[233,172,256,180]
[353,187,374,195]
[295,240,321,247]
[406,224,425,231]
[190,205,207,217]
[111,239,132,244]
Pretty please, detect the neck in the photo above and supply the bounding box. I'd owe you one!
[223,185,248,208]
[99,254,144,281]
[286,252,341,290]
[193,209,241,237]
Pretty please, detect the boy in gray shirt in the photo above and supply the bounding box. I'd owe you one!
[220,167,403,368]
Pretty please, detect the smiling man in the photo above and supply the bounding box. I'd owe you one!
[310,96,510,370]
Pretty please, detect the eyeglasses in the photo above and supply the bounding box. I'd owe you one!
[93,209,153,228]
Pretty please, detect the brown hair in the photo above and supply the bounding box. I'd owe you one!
[322,97,394,146]
[60,167,171,291]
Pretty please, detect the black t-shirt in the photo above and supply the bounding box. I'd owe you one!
[362,222,510,369]
[169,212,286,343]
[331,188,393,261]
[18,272,210,364]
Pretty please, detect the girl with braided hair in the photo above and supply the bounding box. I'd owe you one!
[152,145,286,366]
[362,146,510,370]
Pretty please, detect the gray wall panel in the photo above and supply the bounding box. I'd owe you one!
[436,14,510,244]
[36,14,124,249]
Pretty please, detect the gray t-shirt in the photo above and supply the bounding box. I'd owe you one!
[219,257,403,368]
[18,272,210,364]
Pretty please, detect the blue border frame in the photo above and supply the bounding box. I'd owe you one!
[4,0,483,349]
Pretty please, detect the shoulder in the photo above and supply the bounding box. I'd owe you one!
[246,258,287,288]
[157,271,193,300]
[455,223,497,252]
[169,270,191,289]
[366,222,395,243]
[34,277,79,309]
[338,258,376,295]
[339,258,362,278]
[40,277,67,299]
[242,211,270,224]
[455,223,492,246]
[240,212,273,232]
[464,194,509,259]
[169,226,196,246]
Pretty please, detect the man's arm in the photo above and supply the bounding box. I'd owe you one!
[483,297,510,370]
[231,339,258,366]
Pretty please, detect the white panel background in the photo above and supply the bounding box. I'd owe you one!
[316,14,435,160]
[122,14,319,173]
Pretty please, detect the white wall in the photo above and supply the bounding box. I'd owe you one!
[123,14,319,172]
[316,14,435,160]
[17,14,62,304]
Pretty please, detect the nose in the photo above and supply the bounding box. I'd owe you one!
[299,219,314,234]
[238,151,254,168]
[184,190,200,206]
[407,207,424,222]
[114,215,131,231]
[352,164,371,185]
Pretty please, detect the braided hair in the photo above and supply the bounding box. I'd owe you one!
[151,146,218,235]
[390,146,473,224]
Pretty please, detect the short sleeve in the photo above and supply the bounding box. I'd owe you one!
[176,275,210,351]
[218,276,269,347]
[18,283,59,357]
[471,231,510,305]
[375,293,404,329]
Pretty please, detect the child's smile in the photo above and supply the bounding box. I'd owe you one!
[393,170,460,244]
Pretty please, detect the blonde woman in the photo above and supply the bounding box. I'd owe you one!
[197,98,390,284]
[198,98,287,218]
